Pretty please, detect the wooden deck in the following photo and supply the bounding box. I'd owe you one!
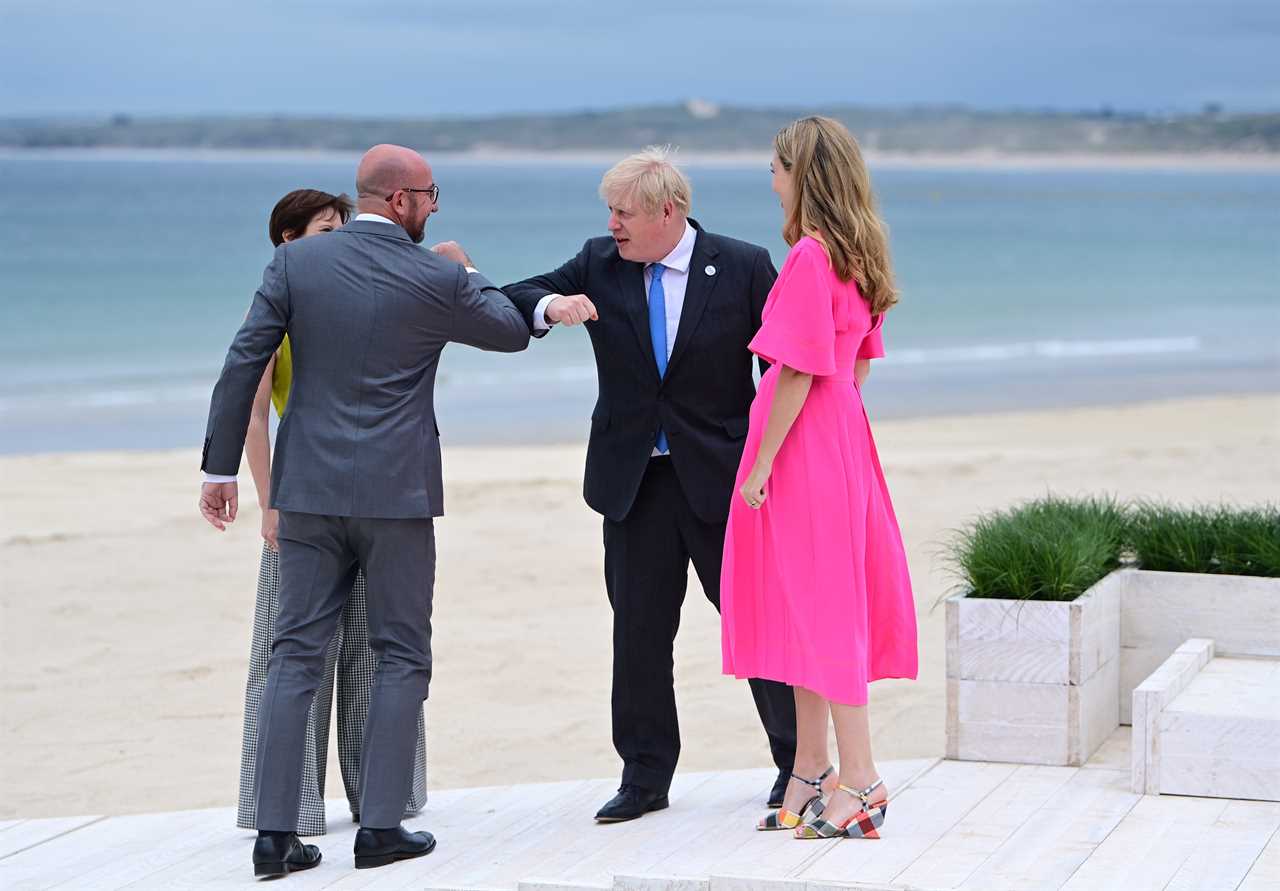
[2,729,1277,890]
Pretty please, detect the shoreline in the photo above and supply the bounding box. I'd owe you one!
[4,376,1277,459]
[3,145,1280,172]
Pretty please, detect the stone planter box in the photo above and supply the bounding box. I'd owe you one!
[1119,569,1280,724]
[945,572,1122,766]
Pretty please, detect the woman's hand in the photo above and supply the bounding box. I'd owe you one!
[740,462,771,510]
[261,508,280,550]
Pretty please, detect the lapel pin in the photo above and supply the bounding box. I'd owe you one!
[705,264,716,276]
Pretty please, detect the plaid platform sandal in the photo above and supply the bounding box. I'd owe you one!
[757,766,833,831]
[793,778,888,840]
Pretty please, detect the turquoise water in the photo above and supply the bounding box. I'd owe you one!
[1,155,1276,453]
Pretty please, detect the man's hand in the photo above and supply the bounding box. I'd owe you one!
[261,507,279,550]
[546,294,599,326]
[200,481,239,531]
[431,241,473,267]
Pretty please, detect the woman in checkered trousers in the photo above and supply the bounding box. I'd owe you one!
[234,189,428,836]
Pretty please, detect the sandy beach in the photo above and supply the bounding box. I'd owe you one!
[1,393,1277,821]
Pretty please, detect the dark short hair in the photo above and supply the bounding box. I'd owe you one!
[268,189,354,246]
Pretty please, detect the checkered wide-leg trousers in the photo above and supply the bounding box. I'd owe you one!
[236,544,429,835]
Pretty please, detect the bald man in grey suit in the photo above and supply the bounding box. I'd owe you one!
[200,145,529,878]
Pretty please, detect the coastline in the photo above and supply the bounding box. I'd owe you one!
[2,392,1276,820]
[3,145,1280,172]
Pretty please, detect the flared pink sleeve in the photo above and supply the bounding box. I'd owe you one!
[858,314,886,359]
[748,240,836,375]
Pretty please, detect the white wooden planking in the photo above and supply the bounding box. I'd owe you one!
[948,677,1071,764]
[597,769,814,885]
[1072,653,1120,765]
[796,759,1020,886]
[534,770,771,888]
[614,876,710,891]
[954,767,1139,891]
[690,759,937,883]
[1239,823,1280,891]
[1160,801,1280,891]
[1081,725,1131,771]
[0,814,101,861]
[1130,637,1215,794]
[5,746,1279,891]
[1160,711,1280,802]
[1121,571,1280,658]
[1071,572,1123,684]
[946,577,1121,766]
[330,779,608,890]
[1134,653,1280,802]
[1058,792,1231,890]
[948,595,1074,684]
[484,771,725,889]
[1119,571,1280,724]
[892,764,1079,889]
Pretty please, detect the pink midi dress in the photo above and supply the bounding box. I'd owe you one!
[721,237,918,706]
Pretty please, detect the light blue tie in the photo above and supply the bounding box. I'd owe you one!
[647,263,669,453]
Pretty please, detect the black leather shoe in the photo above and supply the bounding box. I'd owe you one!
[594,784,670,823]
[354,825,437,870]
[768,769,790,808]
[252,831,321,878]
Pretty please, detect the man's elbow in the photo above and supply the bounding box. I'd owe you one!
[499,324,531,353]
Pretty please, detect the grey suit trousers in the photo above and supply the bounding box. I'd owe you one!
[254,511,435,831]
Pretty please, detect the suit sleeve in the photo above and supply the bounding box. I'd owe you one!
[451,266,531,353]
[750,246,779,377]
[202,248,290,474]
[501,240,592,337]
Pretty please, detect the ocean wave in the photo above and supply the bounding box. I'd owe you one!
[0,335,1204,415]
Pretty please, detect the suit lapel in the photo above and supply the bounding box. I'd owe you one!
[665,230,721,379]
[614,260,661,380]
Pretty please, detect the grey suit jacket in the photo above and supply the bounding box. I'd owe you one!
[202,219,530,518]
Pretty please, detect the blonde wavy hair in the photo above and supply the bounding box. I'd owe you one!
[599,145,692,216]
[774,116,898,315]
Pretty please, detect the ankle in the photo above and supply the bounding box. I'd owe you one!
[791,758,831,782]
[837,764,880,791]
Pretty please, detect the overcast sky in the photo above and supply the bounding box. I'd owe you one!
[2,0,1277,117]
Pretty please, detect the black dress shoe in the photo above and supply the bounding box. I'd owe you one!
[768,769,790,809]
[594,784,670,823]
[252,831,321,878]
[354,825,437,870]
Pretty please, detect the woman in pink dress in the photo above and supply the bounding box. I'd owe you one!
[721,116,918,840]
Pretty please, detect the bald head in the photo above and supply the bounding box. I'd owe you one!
[354,144,437,243]
[356,144,431,200]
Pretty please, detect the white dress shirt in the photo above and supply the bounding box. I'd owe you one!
[533,221,696,348]
[533,221,696,457]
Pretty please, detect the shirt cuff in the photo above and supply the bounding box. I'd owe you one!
[533,293,558,331]
[203,473,237,484]
[464,266,479,274]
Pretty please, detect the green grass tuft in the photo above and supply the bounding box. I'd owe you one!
[1128,502,1280,577]
[948,495,1126,602]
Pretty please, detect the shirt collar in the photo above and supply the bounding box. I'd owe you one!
[650,220,696,274]
[354,212,397,225]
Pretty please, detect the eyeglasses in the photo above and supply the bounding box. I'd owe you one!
[386,185,439,204]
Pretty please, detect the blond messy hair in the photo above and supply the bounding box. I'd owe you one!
[775,116,899,315]
[599,145,693,216]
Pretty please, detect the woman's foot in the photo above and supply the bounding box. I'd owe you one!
[813,770,887,830]
[758,764,835,830]
[779,764,837,815]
